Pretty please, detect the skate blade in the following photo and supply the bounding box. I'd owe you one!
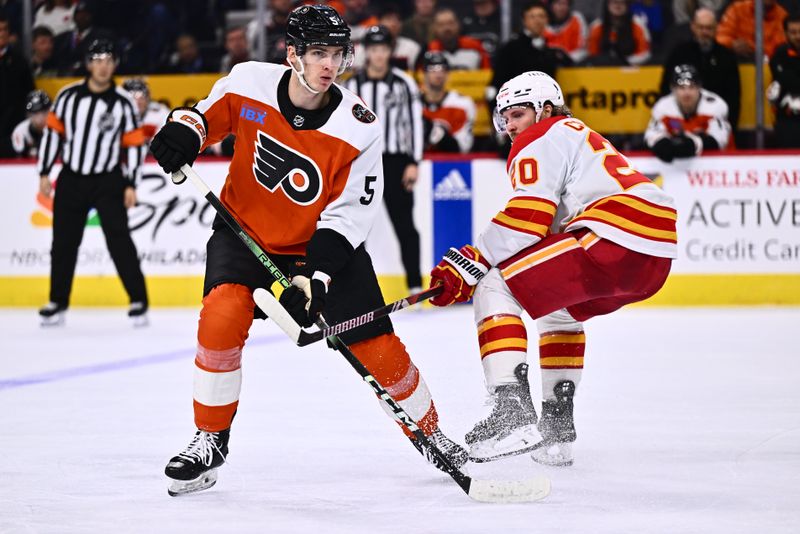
[130,314,149,328]
[167,469,218,496]
[40,313,65,327]
[468,425,543,463]
[531,442,574,467]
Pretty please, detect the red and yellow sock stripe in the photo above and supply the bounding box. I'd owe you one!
[539,331,586,369]
[478,314,528,360]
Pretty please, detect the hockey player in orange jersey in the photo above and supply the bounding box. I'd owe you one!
[428,71,677,467]
[149,4,467,496]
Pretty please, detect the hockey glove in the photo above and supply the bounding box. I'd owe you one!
[429,245,490,307]
[650,138,674,163]
[279,269,331,328]
[150,107,207,178]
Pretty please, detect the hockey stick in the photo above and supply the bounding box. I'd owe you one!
[177,164,550,503]
[263,286,443,347]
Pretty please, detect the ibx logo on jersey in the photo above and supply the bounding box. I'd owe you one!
[240,103,267,124]
[253,131,322,205]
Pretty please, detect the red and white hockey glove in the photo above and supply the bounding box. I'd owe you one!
[429,245,490,307]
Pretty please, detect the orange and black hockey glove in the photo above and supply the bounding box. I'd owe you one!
[150,107,206,177]
[429,245,490,307]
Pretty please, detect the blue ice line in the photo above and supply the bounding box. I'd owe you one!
[0,334,285,391]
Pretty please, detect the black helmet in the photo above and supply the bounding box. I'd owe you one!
[287,5,352,52]
[670,64,701,87]
[363,25,392,48]
[85,38,116,61]
[122,78,150,99]
[422,51,449,71]
[25,90,51,113]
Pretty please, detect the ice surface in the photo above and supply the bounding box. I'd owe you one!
[1,306,799,533]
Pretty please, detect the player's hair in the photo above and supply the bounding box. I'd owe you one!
[522,1,548,15]
[783,12,800,32]
[548,104,573,118]
[32,25,54,40]
[433,7,458,21]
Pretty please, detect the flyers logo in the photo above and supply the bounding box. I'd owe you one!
[253,131,322,205]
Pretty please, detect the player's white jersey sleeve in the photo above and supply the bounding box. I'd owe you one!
[449,92,476,153]
[644,96,671,147]
[11,119,31,155]
[698,90,731,150]
[316,124,385,249]
[476,134,566,266]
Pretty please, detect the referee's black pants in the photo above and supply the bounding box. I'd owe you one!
[382,154,422,289]
[49,169,148,307]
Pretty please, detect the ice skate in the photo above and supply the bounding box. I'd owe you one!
[39,302,66,327]
[412,428,469,472]
[128,301,149,328]
[165,429,229,496]
[466,364,541,463]
[531,380,576,467]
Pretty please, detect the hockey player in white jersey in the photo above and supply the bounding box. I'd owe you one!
[9,90,51,157]
[420,51,476,153]
[428,71,678,466]
[645,64,731,163]
[122,78,169,142]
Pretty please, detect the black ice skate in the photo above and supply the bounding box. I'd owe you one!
[165,429,229,496]
[412,429,469,472]
[128,301,148,328]
[531,380,576,467]
[39,302,66,327]
[466,364,541,463]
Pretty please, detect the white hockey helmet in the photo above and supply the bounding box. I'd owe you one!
[493,71,565,133]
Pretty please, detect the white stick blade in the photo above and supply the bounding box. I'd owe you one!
[468,476,551,503]
[253,288,301,343]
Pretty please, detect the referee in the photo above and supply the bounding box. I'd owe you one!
[343,25,425,292]
[37,38,149,327]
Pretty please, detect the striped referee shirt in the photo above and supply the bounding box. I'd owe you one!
[343,67,424,161]
[38,80,144,184]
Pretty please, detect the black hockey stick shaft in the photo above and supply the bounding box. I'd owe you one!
[177,165,473,495]
[296,286,443,346]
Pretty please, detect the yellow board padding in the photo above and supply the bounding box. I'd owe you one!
[36,65,771,138]
[1,274,798,307]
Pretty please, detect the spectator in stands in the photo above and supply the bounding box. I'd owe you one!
[645,64,731,162]
[343,0,378,42]
[717,0,788,60]
[34,0,74,37]
[402,0,437,49]
[426,7,491,70]
[769,13,800,148]
[587,0,651,66]
[353,4,421,70]
[672,0,724,25]
[660,8,740,131]
[0,14,34,145]
[462,0,501,58]
[379,4,421,70]
[164,34,212,74]
[630,0,672,47]
[572,0,600,24]
[545,0,589,63]
[420,51,476,153]
[30,25,58,78]
[489,1,564,107]
[246,0,291,64]
[2,90,51,158]
[0,0,21,41]
[53,1,110,76]
[220,26,251,73]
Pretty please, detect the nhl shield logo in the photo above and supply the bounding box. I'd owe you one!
[352,104,376,124]
[293,114,305,127]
